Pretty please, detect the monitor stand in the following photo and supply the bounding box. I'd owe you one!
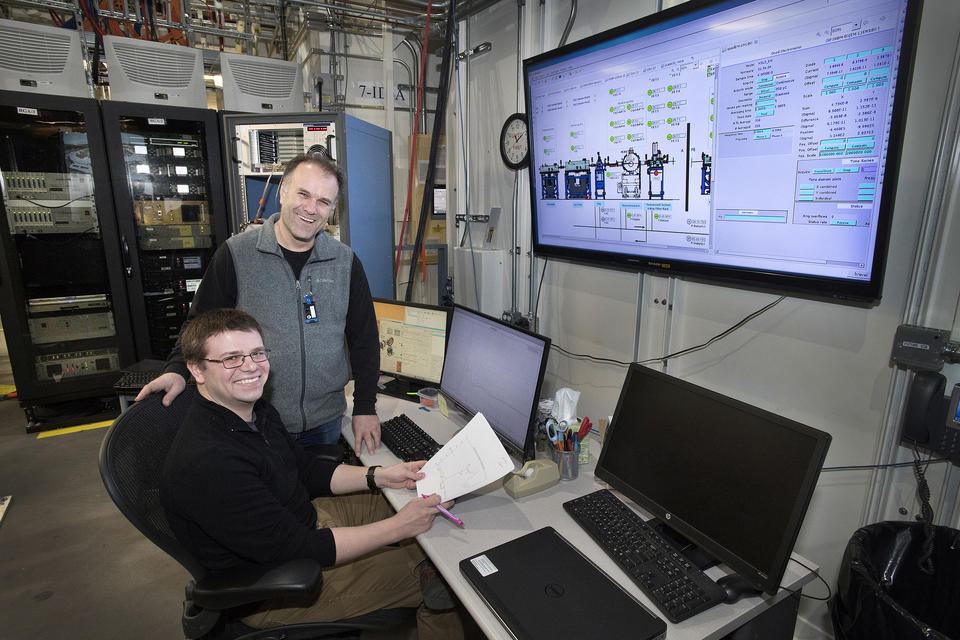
[647,518,719,571]
[378,376,421,401]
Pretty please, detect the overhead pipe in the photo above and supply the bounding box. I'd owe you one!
[397,37,425,132]
[286,0,425,28]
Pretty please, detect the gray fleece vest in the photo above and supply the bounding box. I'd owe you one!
[229,213,353,433]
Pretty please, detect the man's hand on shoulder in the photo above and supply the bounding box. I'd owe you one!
[352,414,381,456]
[134,372,187,406]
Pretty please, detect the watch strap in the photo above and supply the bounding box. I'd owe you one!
[366,465,381,491]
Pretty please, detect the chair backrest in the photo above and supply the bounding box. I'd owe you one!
[99,386,208,580]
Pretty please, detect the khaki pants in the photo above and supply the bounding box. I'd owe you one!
[242,492,464,640]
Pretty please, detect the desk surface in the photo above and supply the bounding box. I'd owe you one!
[344,389,817,640]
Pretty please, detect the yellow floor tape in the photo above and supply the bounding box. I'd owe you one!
[36,420,114,438]
[0,384,16,396]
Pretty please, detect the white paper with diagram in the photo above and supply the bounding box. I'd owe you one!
[415,412,513,502]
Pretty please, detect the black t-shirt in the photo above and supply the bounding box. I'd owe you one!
[280,245,313,280]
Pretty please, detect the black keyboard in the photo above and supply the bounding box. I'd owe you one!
[563,489,726,623]
[113,370,162,392]
[380,413,442,462]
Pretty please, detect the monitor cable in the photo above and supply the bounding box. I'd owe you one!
[781,557,832,602]
[547,294,786,368]
[911,442,936,575]
[533,255,548,321]
[636,295,785,365]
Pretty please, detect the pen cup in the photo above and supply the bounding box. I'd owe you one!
[417,387,439,407]
[550,447,579,480]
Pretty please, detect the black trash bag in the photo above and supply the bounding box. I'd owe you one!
[832,521,960,640]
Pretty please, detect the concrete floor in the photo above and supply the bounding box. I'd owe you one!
[0,372,189,638]
[0,359,428,639]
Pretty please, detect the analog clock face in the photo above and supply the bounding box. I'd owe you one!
[500,114,529,170]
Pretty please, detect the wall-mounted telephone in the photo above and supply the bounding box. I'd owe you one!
[901,372,960,460]
[944,383,960,455]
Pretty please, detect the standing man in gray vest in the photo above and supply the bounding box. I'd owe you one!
[137,152,381,455]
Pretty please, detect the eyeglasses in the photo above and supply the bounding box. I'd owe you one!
[203,349,271,369]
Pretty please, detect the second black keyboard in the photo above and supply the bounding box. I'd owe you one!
[380,413,442,462]
[563,488,727,623]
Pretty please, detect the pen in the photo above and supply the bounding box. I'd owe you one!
[421,494,464,527]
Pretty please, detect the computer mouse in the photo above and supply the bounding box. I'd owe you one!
[716,574,761,604]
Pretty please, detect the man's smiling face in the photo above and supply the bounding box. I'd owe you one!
[187,329,269,420]
[275,161,339,251]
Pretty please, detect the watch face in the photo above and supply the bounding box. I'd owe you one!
[500,114,529,169]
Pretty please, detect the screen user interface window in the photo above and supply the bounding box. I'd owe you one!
[525,0,918,299]
[373,299,449,387]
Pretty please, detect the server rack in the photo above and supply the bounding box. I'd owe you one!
[0,90,136,426]
[100,101,229,361]
[221,112,394,299]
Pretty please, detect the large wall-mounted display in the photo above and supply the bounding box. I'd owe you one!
[524,0,921,302]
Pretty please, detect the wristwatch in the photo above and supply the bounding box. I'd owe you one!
[366,465,381,491]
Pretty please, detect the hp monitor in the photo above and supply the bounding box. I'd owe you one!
[596,364,831,595]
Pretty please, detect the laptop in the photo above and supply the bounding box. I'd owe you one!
[460,526,666,640]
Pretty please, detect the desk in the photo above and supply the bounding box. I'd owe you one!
[345,389,816,639]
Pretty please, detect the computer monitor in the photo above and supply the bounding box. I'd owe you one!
[524,0,922,303]
[373,298,452,399]
[596,364,831,595]
[440,305,551,460]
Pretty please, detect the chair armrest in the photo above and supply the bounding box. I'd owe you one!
[189,558,323,611]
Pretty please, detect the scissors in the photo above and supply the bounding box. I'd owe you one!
[544,417,569,447]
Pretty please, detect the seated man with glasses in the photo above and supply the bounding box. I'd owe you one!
[161,308,464,638]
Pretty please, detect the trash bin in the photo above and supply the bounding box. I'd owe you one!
[832,521,960,640]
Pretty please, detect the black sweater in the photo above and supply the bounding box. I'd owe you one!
[161,395,340,570]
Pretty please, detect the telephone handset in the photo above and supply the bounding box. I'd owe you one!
[901,372,960,460]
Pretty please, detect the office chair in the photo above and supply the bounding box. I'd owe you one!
[98,387,414,639]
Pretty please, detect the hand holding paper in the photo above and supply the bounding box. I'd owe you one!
[416,412,514,501]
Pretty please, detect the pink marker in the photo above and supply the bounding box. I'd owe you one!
[422,494,464,527]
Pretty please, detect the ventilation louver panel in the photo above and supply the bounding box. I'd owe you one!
[228,59,298,98]
[0,23,73,74]
[110,41,197,89]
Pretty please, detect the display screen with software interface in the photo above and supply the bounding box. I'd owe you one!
[596,364,831,595]
[524,0,920,301]
[373,299,451,398]
[440,305,551,459]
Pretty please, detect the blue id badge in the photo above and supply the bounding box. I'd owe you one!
[303,293,318,323]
